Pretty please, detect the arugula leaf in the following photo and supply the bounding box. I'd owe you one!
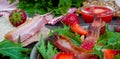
[36,36,58,59]
[0,39,30,59]
[93,43,103,59]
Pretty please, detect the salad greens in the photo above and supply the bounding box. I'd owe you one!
[93,25,120,59]
[0,39,30,59]
[17,0,83,16]
[37,25,82,59]
[37,24,120,59]
[36,36,58,59]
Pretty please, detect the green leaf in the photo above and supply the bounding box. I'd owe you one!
[18,0,83,16]
[93,44,103,59]
[0,39,30,59]
[115,54,120,59]
[36,36,58,59]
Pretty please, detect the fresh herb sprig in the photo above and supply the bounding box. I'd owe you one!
[36,36,58,59]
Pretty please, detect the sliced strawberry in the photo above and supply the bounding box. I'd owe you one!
[80,40,95,50]
[9,9,27,27]
[102,49,116,59]
[53,52,74,59]
[93,9,106,14]
[71,23,87,35]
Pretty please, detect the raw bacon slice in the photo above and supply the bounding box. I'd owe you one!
[48,15,64,25]
[80,18,105,50]
[50,34,91,54]
[4,13,53,43]
[48,8,77,25]
[0,0,18,16]
[22,26,50,46]
[50,34,99,59]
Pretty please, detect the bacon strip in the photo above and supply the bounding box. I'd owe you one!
[50,34,99,59]
[50,34,91,54]
[48,15,64,25]
[48,8,77,25]
[4,14,53,43]
[22,26,50,46]
[80,18,105,50]
[0,0,18,16]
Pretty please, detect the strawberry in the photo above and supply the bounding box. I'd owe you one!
[62,13,87,35]
[117,20,120,24]
[102,49,116,59]
[80,40,95,50]
[115,26,120,32]
[71,23,87,35]
[9,9,27,27]
[62,13,79,26]
[100,26,106,35]
[53,52,74,59]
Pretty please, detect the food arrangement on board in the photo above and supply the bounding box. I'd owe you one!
[0,0,120,59]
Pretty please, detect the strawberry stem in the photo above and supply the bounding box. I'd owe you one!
[11,11,22,24]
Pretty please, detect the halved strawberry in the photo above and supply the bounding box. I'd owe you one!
[9,9,27,27]
[53,52,74,59]
[102,49,116,59]
[93,9,106,14]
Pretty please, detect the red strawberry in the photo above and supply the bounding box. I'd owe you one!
[115,26,120,32]
[9,9,27,27]
[62,13,79,26]
[53,52,74,59]
[102,49,116,59]
[100,26,106,35]
[80,40,95,50]
[62,13,87,35]
[117,20,120,24]
[71,23,87,35]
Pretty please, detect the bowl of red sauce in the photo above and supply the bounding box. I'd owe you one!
[81,5,114,23]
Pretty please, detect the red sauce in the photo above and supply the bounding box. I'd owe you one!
[81,6,114,23]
